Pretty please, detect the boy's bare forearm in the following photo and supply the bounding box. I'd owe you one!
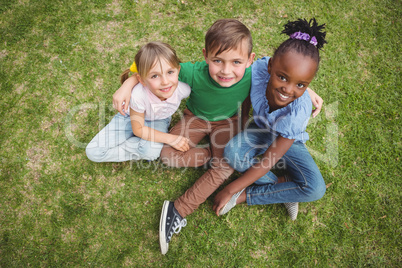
[122,75,138,90]
[113,75,139,115]
[306,87,323,118]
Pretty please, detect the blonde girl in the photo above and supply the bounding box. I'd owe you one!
[86,42,190,162]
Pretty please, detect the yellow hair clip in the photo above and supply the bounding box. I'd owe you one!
[130,61,138,73]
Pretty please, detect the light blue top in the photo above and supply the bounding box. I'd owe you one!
[251,57,312,143]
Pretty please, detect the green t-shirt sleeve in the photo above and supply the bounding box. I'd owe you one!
[179,62,194,87]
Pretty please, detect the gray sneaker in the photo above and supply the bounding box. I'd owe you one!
[284,202,299,220]
[159,201,187,255]
[219,188,245,216]
[283,175,299,220]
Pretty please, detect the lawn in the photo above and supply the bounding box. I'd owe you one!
[0,0,400,266]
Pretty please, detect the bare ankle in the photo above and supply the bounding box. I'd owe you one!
[236,190,247,204]
[277,176,286,184]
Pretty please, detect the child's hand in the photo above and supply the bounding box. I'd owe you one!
[307,87,323,118]
[169,135,190,152]
[213,188,232,216]
[113,75,139,116]
[113,87,131,116]
[311,94,323,118]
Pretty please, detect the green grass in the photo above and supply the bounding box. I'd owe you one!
[0,0,400,266]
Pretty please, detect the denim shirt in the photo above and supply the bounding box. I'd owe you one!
[251,57,312,143]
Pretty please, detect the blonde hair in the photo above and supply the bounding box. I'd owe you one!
[204,19,253,57]
[120,42,181,84]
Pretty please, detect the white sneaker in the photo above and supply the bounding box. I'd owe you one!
[219,188,245,216]
[284,202,299,221]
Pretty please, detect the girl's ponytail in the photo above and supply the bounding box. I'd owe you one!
[282,18,327,50]
[273,18,327,69]
[120,68,131,85]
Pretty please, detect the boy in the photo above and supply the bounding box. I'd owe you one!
[114,19,255,254]
[158,19,255,255]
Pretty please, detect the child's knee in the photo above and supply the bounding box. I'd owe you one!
[85,146,103,162]
[314,176,326,200]
[304,173,326,201]
[224,141,238,164]
[224,144,250,173]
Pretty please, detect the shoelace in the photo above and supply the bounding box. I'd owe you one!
[173,218,187,234]
[168,218,187,240]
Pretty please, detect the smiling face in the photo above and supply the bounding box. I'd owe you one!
[138,58,180,101]
[266,51,317,111]
[203,39,255,87]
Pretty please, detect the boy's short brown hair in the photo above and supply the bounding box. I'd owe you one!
[204,19,253,57]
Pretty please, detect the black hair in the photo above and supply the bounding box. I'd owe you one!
[273,18,327,67]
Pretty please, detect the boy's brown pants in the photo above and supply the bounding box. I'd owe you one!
[160,109,240,217]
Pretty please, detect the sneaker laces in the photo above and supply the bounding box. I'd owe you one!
[173,218,187,234]
[168,218,187,240]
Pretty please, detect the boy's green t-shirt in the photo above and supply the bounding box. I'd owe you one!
[179,61,251,122]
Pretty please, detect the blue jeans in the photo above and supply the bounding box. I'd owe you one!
[86,113,171,162]
[224,123,325,205]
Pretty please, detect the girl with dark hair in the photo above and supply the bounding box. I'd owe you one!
[213,18,328,220]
